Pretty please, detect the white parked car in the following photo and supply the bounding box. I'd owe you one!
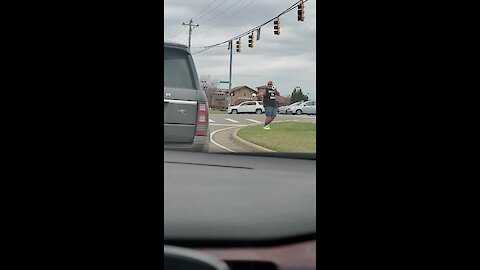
[228,101,265,114]
[287,101,316,115]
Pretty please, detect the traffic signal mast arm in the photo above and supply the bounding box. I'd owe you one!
[191,0,309,55]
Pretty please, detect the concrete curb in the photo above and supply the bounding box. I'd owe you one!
[232,126,276,153]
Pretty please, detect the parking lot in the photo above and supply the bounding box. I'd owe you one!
[208,113,316,153]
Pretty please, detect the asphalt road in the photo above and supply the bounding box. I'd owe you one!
[208,113,316,153]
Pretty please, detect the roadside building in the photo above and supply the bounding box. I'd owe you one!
[206,87,228,109]
[228,86,258,105]
[206,85,291,108]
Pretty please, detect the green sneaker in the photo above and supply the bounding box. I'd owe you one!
[263,125,271,130]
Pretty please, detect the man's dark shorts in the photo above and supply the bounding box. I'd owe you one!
[265,106,278,117]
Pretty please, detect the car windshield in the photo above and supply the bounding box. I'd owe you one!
[164,0,316,155]
[164,0,316,156]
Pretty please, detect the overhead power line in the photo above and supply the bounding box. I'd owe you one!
[167,25,187,40]
[168,0,221,41]
[191,0,220,20]
[197,0,243,25]
[181,35,190,45]
[195,0,230,21]
[195,0,258,36]
[167,25,183,39]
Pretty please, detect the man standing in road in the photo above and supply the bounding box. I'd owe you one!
[257,80,279,130]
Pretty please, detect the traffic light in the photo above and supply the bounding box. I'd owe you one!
[298,0,305,21]
[236,38,241,53]
[248,33,254,48]
[274,18,280,35]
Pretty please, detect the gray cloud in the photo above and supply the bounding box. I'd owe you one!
[164,0,316,100]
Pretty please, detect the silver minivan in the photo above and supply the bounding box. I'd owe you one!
[164,42,209,152]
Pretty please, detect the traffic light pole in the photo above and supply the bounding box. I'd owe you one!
[228,40,233,107]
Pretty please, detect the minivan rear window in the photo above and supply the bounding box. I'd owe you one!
[164,47,196,90]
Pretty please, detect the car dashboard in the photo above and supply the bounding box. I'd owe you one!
[164,150,316,270]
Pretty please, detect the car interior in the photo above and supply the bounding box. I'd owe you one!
[164,150,316,270]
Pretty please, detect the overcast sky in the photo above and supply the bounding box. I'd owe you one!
[164,0,316,100]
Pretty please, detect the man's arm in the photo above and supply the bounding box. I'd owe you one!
[256,89,266,97]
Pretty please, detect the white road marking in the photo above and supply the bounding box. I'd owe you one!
[295,115,317,118]
[246,118,262,124]
[224,118,239,123]
[209,118,215,123]
[209,126,238,153]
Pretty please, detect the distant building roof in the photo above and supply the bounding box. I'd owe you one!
[229,85,257,93]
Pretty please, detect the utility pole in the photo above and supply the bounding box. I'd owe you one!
[182,19,199,49]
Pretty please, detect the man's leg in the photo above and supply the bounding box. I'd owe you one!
[268,107,277,124]
[265,117,272,126]
[264,107,272,129]
[265,107,273,125]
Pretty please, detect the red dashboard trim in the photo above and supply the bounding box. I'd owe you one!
[196,240,316,270]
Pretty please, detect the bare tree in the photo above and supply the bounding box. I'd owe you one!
[200,75,219,92]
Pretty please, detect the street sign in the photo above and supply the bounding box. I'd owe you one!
[219,80,229,83]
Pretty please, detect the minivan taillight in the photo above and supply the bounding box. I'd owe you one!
[196,102,207,136]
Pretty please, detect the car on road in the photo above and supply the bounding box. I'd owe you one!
[164,42,209,152]
[287,101,316,115]
[278,101,305,114]
[228,101,265,114]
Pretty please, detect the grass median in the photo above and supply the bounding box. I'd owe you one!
[237,122,316,152]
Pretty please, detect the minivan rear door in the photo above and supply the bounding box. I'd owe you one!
[164,46,199,143]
